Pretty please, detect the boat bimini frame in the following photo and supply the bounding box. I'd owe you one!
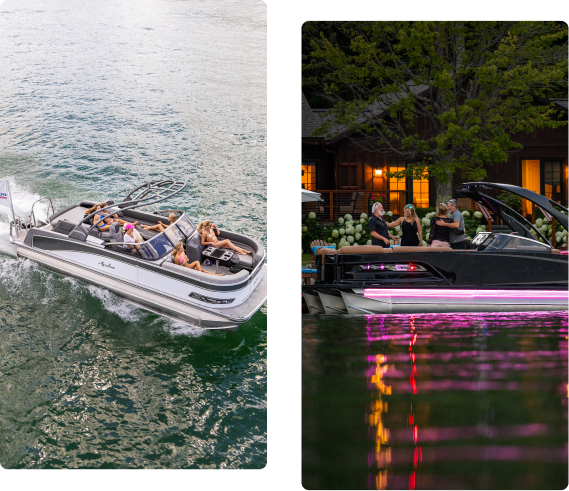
[69,180,186,243]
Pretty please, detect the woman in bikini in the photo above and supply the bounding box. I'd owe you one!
[87,203,137,232]
[142,213,177,233]
[172,243,223,275]
[198,220,251,255]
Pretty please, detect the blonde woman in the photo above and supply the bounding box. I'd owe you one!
[198,220,251,255]
[142,213,177,233]
[386,204,422,246]
[427,203,453,247]
[172,243,223,275]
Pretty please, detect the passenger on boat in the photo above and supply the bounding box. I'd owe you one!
[369,202,398,247]
[142,213,177,233]
[428,203,453,247]
[123,223,140,255]
[386,204,422,246]
[88,203,137,232]
[172,243,224,275]
[198,220,252,255]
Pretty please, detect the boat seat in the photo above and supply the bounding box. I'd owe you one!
[394,246,453,252]
[338,246,394,254]
[162,262,249,285]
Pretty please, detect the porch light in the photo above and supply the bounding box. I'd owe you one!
[374,168,383,177]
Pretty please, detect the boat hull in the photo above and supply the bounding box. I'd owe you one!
[17,247,266,332]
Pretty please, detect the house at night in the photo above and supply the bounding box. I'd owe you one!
[302,92,568,221]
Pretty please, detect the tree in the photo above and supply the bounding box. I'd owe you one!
[303,21,568,202]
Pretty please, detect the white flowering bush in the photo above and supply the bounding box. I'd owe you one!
[355,232,361,241]
[355,224,362,232]
[347,235,354,244]
[462,210,470,218]
[366,239,372,245]
[344,214,352,221]
[302,226,307,232]
[535,218,543,228]
[474,211,482,219]
[386,211,393,217]
[360,213,368,220]
[360,218,365,223]
[332,229,339,238]
[308,212,316,219]
[338,217,344,225]
[421,217,430,227]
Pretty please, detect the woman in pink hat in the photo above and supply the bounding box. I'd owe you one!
[123,223,139,254]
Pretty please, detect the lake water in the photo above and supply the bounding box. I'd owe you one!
[303,311,568,489]
[0,0,266,469]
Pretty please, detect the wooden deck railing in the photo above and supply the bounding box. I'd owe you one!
[302,190,408,221]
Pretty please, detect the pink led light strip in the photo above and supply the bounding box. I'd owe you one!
[364,288,569,299]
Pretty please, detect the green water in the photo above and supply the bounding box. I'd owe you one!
[303,312,568,489]
[0,0,266,469]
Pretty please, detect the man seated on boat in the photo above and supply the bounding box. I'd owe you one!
[141,213,177,233]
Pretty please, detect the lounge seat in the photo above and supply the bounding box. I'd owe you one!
[161,261,249,285]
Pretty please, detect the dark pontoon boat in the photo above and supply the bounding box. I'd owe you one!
[303,183,568,315]
[9,181,266,332]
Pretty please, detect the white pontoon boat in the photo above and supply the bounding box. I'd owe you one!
[8,180,266,332]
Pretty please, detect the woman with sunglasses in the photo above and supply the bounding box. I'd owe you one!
[387,204,422,246]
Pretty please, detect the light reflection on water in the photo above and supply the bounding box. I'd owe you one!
[303,311,568,490]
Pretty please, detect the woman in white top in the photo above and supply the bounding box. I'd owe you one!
[123,223,139,254]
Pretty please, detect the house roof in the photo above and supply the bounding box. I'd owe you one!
[323,82,431,144]
[302,92,324,140]
[549,98,568,112]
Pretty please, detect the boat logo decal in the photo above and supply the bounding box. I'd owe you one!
[98,261,116,270]
[518,266,555,276]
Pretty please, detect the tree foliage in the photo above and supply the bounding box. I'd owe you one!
[303,22,568,200]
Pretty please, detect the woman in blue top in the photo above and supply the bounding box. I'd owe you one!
[93,204,137,232]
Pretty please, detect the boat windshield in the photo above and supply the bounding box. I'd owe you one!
[174,215,196,237]
[164,222,185,245]
[475,233,552,253]
[137,233,174,260]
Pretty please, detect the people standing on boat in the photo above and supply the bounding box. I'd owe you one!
[142,213,177,233]
[428,203,453,247]
[434,199,466,249]
[386,204,422,246]
[123,223,140,254]
[198,220,252,255]
[172,243,224,275]
[369,202,398,248]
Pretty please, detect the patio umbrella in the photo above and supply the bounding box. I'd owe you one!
[301,189,323,203]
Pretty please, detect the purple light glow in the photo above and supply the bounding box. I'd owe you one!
[364,288,569,300]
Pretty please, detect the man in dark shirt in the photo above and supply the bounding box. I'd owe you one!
[369,202,394,247]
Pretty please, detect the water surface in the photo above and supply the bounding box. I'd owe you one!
[0,0,266,469]
[303,312,568,489]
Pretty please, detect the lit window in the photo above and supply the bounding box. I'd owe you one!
[412,174,429,208]
[389,165,405,215]
[302,163,316,191]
